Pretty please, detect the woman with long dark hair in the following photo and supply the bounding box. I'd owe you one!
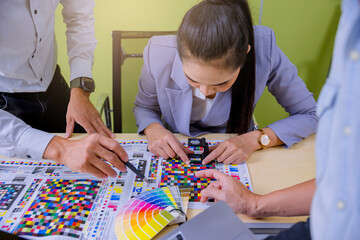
[134,0,318,164]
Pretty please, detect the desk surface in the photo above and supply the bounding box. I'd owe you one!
[5,133,316,238]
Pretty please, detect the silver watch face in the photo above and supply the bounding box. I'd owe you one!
[81,78,95,92]
[260,135,270,146]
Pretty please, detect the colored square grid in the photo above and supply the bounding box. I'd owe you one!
[147,156,159,180]
[0,184,25,210]
[14,179,101,238]
[160,158,215,202]
[16,179,42,208]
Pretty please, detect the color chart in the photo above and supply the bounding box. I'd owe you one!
[0,184,25,210]
[222,164,251,189]
[14,179,101,238]
[160,158,216,203]
[148,156,159,182]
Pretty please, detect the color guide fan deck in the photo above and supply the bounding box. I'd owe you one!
[0,139,252,239]
[115,187,186,240]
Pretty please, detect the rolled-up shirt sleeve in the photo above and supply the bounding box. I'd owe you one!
[60,0,97,81]
[266,29,318,148]
[0,110,55,159]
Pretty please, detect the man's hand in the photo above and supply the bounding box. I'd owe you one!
[145,123,193,164]
[195,169,260,217]
[43,134,128,179]
[65,87,115,138]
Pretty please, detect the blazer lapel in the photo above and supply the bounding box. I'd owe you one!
[166,52,193,136]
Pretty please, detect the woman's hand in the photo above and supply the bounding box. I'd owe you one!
[202,128,284,165]
[202,131,261,165]
[145,123,193,164]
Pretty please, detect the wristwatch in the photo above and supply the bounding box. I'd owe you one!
[70,77,95,93]
[258,129,270,149]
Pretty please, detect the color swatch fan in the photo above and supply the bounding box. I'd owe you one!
[115,187,186,240]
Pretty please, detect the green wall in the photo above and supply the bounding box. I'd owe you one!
[55,0,341,133]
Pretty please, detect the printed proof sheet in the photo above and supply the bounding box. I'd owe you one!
[0,140,252,239]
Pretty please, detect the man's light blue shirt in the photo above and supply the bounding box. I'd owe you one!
[311,0,360,238]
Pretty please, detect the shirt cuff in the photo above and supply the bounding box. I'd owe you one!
[266,123,297,149]
[16,128,55,160]
[69,57,93,81]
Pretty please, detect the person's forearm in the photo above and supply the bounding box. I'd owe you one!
[144,122,165,135]
[245,127,284,152]
[253,178,315,218]
[43,136,67,163]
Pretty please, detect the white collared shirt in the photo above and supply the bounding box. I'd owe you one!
[0,0,96,93]
[0,0,96,160]
[191,88,215,123]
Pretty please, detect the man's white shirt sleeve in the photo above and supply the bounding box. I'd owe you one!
[61,0,97,81]
[0,110,55,159]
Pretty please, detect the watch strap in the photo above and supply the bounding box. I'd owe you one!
[70,77,95,92]
[70,77,82,89]
[258,129,269,149]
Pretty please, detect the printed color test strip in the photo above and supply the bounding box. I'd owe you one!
[160,158,216,202]
[0,184,25,210]
[14,179,101,238]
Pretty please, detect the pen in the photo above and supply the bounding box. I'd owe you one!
[124,159,150,183]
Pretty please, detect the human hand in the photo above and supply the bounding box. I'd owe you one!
[43,134,128,178]
[144,123,193,164]
[202,132,260,165]
[65,87,115,138]
[195,169,260,217]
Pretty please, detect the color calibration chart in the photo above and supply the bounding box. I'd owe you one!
[0,140,252,239]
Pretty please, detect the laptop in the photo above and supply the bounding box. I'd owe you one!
[160,201,256,240]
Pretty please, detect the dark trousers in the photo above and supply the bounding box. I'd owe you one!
[265,218,311,240]
[0,65,84,133]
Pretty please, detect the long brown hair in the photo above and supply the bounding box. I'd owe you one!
[177,0,255,134]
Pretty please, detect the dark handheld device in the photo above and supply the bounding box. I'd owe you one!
[187,138,209,163]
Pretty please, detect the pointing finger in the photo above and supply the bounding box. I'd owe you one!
[202,144,226,164]
[65,118,75,138]
[195,169,228,181]
[200,186,226,203]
